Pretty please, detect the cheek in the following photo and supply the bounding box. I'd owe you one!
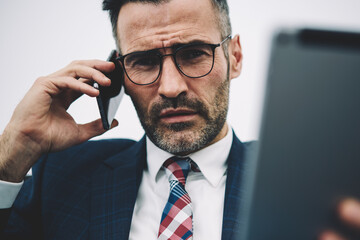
[125,81,156,115]
[212,54,228,79]
[209,66,226,82]
[195,64,227,101]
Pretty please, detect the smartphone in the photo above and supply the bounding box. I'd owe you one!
[93,50,125,130]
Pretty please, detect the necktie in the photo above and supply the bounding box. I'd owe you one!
[158,157,193,240]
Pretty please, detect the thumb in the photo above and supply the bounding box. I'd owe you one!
[110,119,119,129]
[78,118,118,141]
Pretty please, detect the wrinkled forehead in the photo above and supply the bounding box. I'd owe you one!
[116,0,220,54]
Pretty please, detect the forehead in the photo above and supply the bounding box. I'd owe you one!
[117,0,220,54]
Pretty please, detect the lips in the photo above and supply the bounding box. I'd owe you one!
[159,108,198,123]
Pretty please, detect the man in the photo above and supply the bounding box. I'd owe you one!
[0,0,359,239]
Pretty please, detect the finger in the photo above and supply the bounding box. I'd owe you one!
[77,118,119,142]
[338,198,360,229]
[60,90,84,110]
[48,77,97,110]
[63,77,94,108]
[78,77,93,85]
[50,60,115,86]
[78,59,115,73]
[40,76,99,98]
[318,230,346,240]
[67,65,112,87]
[52,59,115,75]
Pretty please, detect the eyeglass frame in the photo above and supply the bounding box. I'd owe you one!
[116,34,232,86]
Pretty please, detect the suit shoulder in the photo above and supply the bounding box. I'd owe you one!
[243,140,258,148]
[232,132,258,152]
[242,140,259,153]
[78,138,137,153]
[56,138,136,156]
[34,138,139,172]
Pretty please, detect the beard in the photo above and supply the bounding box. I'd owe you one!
[131,73,230,155]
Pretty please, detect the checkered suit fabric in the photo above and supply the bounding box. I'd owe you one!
[1,134,253,239]
[158,157,193,240]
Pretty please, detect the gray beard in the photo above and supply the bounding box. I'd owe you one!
[149,115,227,155]
[132,70,230,155]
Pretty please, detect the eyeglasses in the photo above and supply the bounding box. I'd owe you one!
[116,35,231,85]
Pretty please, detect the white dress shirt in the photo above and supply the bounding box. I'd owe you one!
[129,127,233,239]
[0,180,23,208]
[0,127,233,239]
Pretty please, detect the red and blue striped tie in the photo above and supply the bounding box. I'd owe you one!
[158,157,193,240]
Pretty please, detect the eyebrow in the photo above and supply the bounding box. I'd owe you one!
[171,39,211,48]
[123,40,212,56]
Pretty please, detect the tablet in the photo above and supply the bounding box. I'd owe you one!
[238,28,360,239]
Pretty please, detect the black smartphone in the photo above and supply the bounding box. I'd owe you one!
[93,50,124,130]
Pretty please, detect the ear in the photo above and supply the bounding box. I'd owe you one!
[123,74,130,96]
[228,34,243,80]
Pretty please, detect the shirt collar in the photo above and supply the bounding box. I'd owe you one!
[146,125,233,187]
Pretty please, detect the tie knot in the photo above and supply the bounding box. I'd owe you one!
[163,157,191,186]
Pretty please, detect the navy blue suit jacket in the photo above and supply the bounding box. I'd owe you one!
[1,133,255,239]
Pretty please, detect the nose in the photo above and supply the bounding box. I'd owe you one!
[157,56,188,98]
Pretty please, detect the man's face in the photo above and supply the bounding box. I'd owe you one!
[117,0,235,155]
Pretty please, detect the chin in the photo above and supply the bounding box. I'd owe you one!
[149,126,211,155]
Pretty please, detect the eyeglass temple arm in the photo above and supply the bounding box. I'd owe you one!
[218,35,232,46]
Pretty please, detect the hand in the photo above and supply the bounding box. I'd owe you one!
[0,60,118,182]
[319,198,360,240]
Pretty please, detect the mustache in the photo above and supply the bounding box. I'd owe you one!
[149,94,209,121]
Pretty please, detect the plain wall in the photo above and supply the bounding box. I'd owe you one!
[1,0,359,142]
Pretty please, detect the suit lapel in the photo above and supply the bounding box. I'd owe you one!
[88,133,252,239]
[221,133,246,240]
[90,137,146,240]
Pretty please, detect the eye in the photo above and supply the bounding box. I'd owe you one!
[181,49,206,60]
[134,56,157,67]
[125,52,159,69]
[178,45,212,61]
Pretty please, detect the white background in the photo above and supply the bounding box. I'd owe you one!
[0,0,359,142]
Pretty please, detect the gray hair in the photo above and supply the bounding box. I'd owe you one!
[102,0,232,54]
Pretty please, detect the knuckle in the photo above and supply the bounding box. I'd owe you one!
[70,60,81,66]
[35,76,47,84]
[91,70,99,79]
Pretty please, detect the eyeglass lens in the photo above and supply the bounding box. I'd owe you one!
[123,44,215,85]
